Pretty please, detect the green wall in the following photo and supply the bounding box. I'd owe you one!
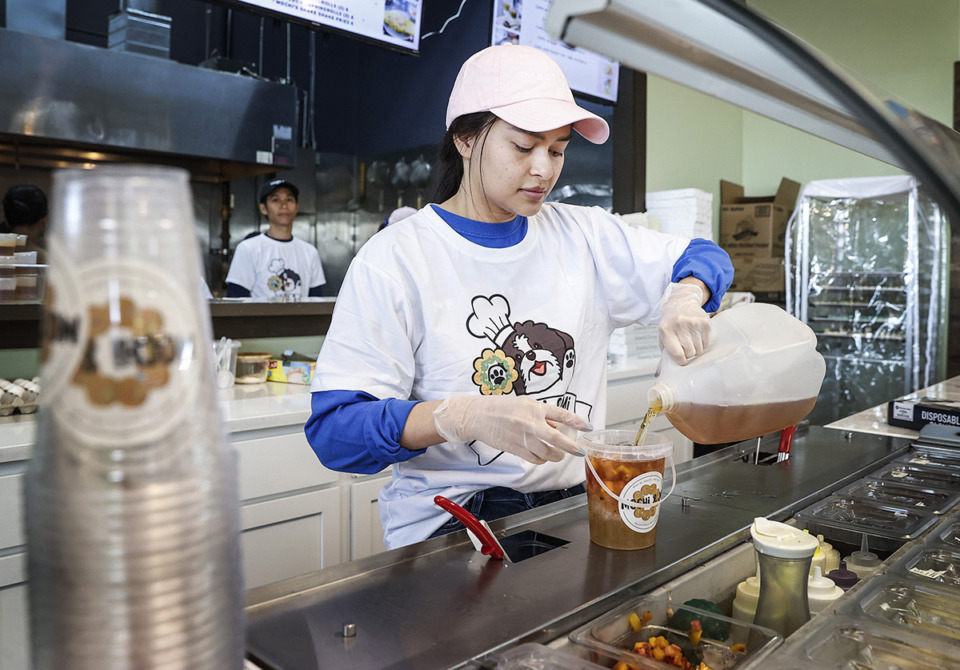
[646,0,960,237]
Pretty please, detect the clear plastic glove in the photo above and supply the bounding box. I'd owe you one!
[658,282,711,365]
[433,395,593,465]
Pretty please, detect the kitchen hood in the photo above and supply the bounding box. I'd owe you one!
[0,27,298,182]
[546,0,960,233]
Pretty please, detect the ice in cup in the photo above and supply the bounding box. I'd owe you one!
[579,429,673,550]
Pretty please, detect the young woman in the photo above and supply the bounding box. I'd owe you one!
[305,44,734,549]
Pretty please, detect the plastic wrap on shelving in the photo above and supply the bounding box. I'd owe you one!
[786,176,950,425]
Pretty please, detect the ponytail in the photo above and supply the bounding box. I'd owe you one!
[431,112,497,203]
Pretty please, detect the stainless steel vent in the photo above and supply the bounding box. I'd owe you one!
[0,28,298,181]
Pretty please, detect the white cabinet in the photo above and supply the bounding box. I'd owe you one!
[231,426,341,586]
[0,467,28,670]
[0,555,27,670]
[241,488,340,589]
[348,474,390,561]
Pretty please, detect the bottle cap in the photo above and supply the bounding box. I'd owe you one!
[751,517,819,558]
[803,530,822,557]
[826,560,860,590]
[849,533,880,567]
[808,566,842,596]
[737,574,761,599]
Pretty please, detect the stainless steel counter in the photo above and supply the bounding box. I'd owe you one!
[244,427,909,669]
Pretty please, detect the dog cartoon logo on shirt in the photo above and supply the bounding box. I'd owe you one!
[465,294,592,465]
[266,259,301,296]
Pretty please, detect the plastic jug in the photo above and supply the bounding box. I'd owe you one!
[648,303,825,444]
[750,517,820,639]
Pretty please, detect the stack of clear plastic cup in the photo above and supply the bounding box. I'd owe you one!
[26,165,244,669]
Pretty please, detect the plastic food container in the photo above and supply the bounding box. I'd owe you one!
[480,643,606,669]
[797,614,960,667]
[896,447,960,472]
[0,263,47,303]
[837,478,960,515]
[867,462,960,492]
[793,495,939,552]
[888,545,960,592]
[235,353,271,384]
[568,593,781,670]
[926,519,960,547]
[842,575,960,642]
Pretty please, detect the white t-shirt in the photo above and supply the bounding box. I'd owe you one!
[312,203,691,549]
[225,233,325,300]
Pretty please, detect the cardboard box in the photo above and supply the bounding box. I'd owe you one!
[729,256,786,293]
[267,358,316,385]
[720,178,801,258]
[888,397,960,431]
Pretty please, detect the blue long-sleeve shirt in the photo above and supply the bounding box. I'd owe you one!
[304,208,734,474]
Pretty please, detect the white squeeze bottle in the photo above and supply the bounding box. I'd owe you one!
[648,303,826,444]
[808,566,844,615]
[731,564,762,624]
[818,534,841,573]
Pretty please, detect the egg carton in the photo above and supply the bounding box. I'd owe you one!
[0,377,40,415]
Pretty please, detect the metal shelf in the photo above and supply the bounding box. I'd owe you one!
[821,354,907,365]
[815,331,906,342]
[808,301,903,309]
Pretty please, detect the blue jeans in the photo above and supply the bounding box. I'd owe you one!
[429,484,586,538]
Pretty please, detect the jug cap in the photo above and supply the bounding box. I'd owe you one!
[751,517,819,558]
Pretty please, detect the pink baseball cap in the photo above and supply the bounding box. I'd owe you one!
[445,44,610,144]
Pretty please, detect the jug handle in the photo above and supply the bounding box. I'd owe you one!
[584,452,676,509]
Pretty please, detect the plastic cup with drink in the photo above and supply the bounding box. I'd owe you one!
[578,429,676,550]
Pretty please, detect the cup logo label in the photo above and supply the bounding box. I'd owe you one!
[41,257,201,447]
[619,471,663,533]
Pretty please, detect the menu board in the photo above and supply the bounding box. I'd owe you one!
[491,0,619,103]
[231,0,423,53]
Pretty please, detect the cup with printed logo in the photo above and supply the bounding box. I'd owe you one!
[26,165,245,669]
[579,430,674,550]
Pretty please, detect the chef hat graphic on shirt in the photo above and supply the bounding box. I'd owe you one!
[467,295,513,348]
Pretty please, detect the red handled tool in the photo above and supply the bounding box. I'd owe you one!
[777,425,797,462]
[434,495,508,561]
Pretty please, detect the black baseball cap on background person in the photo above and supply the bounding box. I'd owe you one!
[259,179,299,203]
[2,185,48,228]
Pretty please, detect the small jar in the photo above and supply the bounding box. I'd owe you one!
[235,353,271,384]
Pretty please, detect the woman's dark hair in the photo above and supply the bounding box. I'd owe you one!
[2,185,48,229]
[431,112,497,203]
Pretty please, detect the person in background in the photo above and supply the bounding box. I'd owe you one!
[1,184,48,260]
[225,178,325,299]
[305,44,734,549]
[378,205,418,232]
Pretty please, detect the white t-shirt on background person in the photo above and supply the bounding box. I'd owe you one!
[225,233,325,300]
